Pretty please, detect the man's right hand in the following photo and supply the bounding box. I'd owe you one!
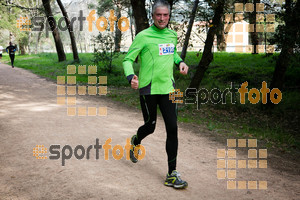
[131,75,139,89]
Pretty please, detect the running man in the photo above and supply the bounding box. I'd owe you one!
[0,45,3,64]
[123,0,189,189]
[6,42,17,68]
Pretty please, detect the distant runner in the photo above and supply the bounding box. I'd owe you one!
[6,42,17,68]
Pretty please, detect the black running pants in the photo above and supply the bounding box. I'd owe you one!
[134,94,178,174]
[9,54,15,66]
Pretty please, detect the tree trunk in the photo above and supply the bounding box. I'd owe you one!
[249,0,259,54]
[42,0,66,62]
[35,21,44,54]
[167,0,174,20]
[130,0,149,35]
[224,22,233,51]
[28,32,31,55]
[114,5,121,52]
[217,15,226,51]
[269,0,299,92]
[129,7,134,42]
[56,0,79,61]
[180,0,199,61]
[19,41,26,55]
[189,0,225,89]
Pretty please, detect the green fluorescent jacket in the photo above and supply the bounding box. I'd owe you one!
[123,25,183,95]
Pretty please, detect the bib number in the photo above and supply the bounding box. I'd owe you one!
[159,43,174,56]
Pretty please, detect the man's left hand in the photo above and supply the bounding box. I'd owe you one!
[179,62,189,75]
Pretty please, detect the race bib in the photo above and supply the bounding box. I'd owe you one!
[159,43,175,56]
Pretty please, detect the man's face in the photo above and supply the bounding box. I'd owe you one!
[152,6,169,29]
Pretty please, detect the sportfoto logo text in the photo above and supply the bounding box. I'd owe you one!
[170,81,282,109]
[33,138,146,166]
[17,9,129,32]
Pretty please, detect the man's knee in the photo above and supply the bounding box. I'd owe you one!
[149,124,156,133]
[146,120,156,133]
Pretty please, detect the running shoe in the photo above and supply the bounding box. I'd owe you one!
[130,135,138,163]
[164,170,188,189]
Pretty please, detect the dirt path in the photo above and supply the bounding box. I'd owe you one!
[0,64,299,200]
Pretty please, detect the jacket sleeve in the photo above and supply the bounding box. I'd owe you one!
[123,33,144,83]
[173,46,183,65]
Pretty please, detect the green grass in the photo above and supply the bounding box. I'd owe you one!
[2,52,299,152]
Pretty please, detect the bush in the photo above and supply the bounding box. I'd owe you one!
[93,33,119,73]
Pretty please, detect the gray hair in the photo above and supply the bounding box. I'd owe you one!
[152,0,170,15]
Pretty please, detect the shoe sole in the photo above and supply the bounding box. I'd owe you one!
[130,136,138,163]
[164,182,188,189]
[130,149,138,163]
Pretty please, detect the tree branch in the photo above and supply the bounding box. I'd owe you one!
[0,1,43,11]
